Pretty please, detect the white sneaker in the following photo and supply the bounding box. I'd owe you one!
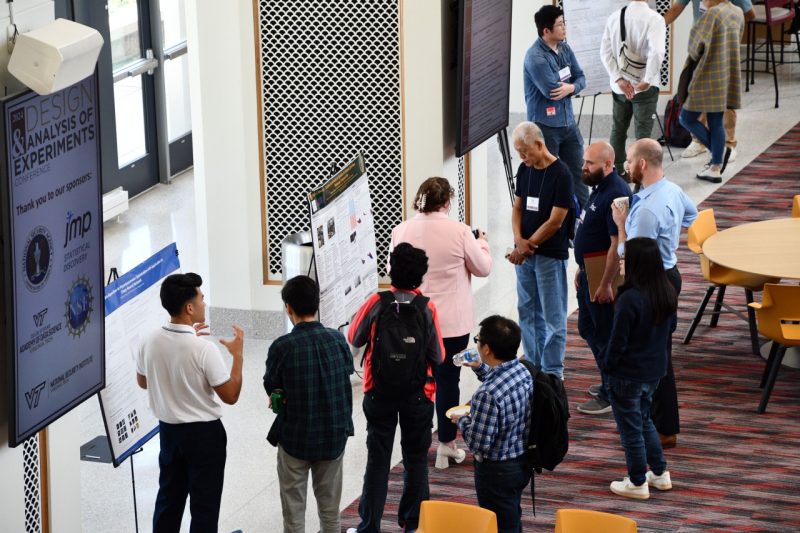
[610,477,650,499]
[346,529,358,533]
[646,470,673,491]
[726,147,737,163]
[696,166,722,184]
[435,442,466,469]
[681,140,708,158]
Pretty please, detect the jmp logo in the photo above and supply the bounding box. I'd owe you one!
[25,382,46,409]
[33,308,48,327]
[64,210,92,248]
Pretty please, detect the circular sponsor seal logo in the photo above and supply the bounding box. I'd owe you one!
[65,276,93,338]
[23,225,54,292]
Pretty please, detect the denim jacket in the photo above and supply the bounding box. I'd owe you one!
[523,38,586,128]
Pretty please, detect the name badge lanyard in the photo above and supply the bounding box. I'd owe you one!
[526,166,547,211]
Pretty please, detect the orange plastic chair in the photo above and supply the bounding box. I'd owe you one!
[683,209,780,355]
[792,194,800,217]
[417,501,497,533]
[555,509,637,533]
[749,283,800,413]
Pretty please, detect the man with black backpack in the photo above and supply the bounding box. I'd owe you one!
[451,316,533,533]
[346,243,444,533]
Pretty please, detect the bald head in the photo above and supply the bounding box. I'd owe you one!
[581,141,615,185]
[586,141,615,168]
[629,138,664,169]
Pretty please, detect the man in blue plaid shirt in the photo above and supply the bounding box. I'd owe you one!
[263,275,354,533]
[451,315,533,533]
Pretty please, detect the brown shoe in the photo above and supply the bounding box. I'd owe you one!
[659,433,677,449]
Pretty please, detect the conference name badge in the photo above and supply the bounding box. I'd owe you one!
[558,66,571,81]
[546,106,556,116]
[526,197,540,212]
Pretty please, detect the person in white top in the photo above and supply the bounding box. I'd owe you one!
[600,0,666,177]
[136,272,244,533]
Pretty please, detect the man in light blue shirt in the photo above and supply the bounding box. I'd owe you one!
[612,138,697,449]
[524,5,589,209]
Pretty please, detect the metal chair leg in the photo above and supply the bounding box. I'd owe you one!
[710,284,727,327]
[760,342,779,388]
[768,26,780,108]
[758,344,787,413]
[745,289,760,355]
[746,21,752,92]
[684,285,716,344]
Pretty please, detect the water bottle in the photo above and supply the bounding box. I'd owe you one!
[453,348,480,367]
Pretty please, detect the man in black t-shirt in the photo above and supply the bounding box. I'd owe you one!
[573,141,631,415]
[509,121,574,379]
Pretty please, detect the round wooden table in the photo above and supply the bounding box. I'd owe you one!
[702,217,800,366]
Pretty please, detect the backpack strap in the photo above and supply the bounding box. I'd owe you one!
[620,6,627,43]
[519,358,539,515]
[361,291,396,368]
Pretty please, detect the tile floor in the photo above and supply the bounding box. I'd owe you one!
[80,61,800,532]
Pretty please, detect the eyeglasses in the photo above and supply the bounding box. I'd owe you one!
[473,336,482,345]
[553,21,566,28]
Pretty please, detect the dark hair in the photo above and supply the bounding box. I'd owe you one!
[478,315,521,361]
[621,237,677,325]
[534,5,563,37]
[389,243,429,290]
[413,177,454,213]
[160,273,202,317]
[281,275,319,317]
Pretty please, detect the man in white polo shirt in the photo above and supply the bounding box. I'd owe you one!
[136,272,244,533]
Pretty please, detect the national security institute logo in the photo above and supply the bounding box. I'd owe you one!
[64,276,93,338]
[23,225,54,292]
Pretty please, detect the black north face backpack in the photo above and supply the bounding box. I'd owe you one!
[364,291,429,399]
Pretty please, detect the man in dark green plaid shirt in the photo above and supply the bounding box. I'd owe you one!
[263,275,354,533]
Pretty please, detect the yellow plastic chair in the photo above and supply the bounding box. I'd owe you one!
[417,500,497,533]
[749,283,800,413]
[792,194,800,217]
[683,209,780,355]
[555,509,637,533]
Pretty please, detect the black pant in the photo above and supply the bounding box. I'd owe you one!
[576,270,615,402]
[652,267,682,436]
[356,390,434,532]
[474,458,530,533]
[154,419,227,533]
[434,334,469,442]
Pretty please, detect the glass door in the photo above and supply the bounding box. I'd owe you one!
[161,0,192,175]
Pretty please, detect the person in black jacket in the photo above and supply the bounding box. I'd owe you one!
[600,237,676,500]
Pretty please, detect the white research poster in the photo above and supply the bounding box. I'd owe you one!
[308,154,379,329]
[100,243,180,466]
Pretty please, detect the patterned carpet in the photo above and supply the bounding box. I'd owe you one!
[340,125,800,532]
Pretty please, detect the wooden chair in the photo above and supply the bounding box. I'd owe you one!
[555,509,637,533]
[792,194,800,217]
[417,501,497,533]
[683,209,780,355]
[749,283,800,413]
[745,0,799,108]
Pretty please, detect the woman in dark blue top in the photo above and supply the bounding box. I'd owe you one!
[601,237,677,500]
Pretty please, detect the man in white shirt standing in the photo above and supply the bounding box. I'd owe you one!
[136,272,244,533]
[600,0,666,178]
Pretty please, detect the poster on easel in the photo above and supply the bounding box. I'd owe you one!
[307,153,379,329]
[562,0,658,97]
[100,243,180,466]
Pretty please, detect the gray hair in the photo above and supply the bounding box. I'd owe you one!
[511,121,544,147]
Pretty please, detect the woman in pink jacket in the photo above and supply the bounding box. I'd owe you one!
[390,177,493,468]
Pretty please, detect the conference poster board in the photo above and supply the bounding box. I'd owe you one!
[308,154,379,329]
[562,0,658,97]
[100,243,180,466]
[0,75,105,446]
[456,0,513,157]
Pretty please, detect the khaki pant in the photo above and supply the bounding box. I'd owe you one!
[695,108,737,148]
[277,445,344,533]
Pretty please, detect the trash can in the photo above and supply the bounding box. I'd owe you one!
[280,231,315,334]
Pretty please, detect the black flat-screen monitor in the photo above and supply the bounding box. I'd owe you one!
[455,0,513,157]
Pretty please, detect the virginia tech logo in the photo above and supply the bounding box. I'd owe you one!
[23,225,54,292]
[33,308,48,327]
[25,382,46,409]
[65,276,93,338]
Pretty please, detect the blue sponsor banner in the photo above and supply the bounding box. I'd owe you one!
[105,243,180,317]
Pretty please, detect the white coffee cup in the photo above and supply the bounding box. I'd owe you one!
[613,196,630,211]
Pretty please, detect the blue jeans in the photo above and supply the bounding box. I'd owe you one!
[515,255,567,378]
[356,391,434,532]
[474,458,530,533]
[607,376,667,486]
[576,270,615,401]
[435,334,469,443]
[536,122,588,209]
[679,109,725,165]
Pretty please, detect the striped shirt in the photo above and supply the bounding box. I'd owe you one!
[458,359,533,462]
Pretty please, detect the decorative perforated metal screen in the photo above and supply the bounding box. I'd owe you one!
[457,156,466,224]
[23,437,42,533]
[557,0,672,88]
[256,0,403,279]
